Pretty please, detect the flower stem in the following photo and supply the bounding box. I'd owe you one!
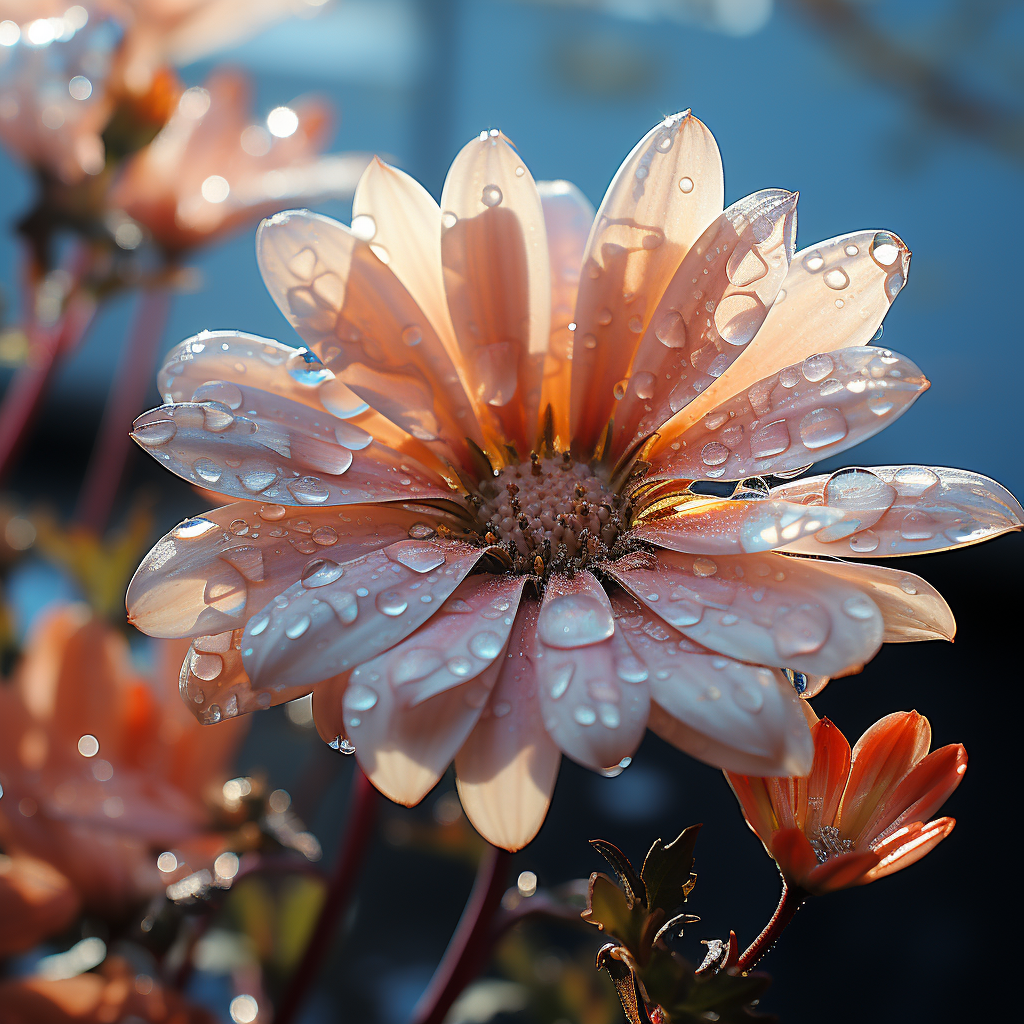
[411,844,512,1024]
[75,288,172,532]
[273,767,379,1024]
[735,880,806,972]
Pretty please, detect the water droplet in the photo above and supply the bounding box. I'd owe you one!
[347,683,378,711]
[892,466,940,496]
[402,324,422,346]
[842,594,876,620]
[313,526,339,546]
[701,441,729,467]
[749,420,790,459]
[632,371,655,400]
[301,558,344,587]
[678,176,694,193]
[899,577,918,595]
[692,557,718,577]
[287,348,333,387]
[733,680,764,713]
[134,419,176,446]
[549,662,574,699]
[174,517,217,539]
[774,606,829,657]
[823,267,849,290]
[319,379,370,419]
[329,735,356,754]
[287,477,331,504]
[350,214,376,240]
[655,310,687,348]
[441,211,458,230]
[259,504,287,521]
[376,590,408,616]
[628,315,643,333]
[408,522,435,540]
[193,381,243,409]
[193,458,222,484]
[899,511,937,541]
[802,353,834,383]
[798,408,848,449]
[481,184,503,207]
[802,253,825,273]
[844,243,859,256]
[469,631,503,660]
[286,615,310,639]
[573,706,597,726]
[241,465,279,493]
[537,593,614,649]
[849,530,880,553]
[447,656,473,677]
[871,231,900,267]
[779,365,801,388]
[867,394,894,417]
[229,519,249,536]
[387,540,446,573]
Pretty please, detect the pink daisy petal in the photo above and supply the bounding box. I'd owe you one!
[455,599,562,851]
[569,111,724,456]
[440,130,551,451]
[773,465,1024,557]
[537,180,595,448]
[611,188,798,460]
[647,346,928,482]
[126,502,463,639]
[533,572,649,772]
[610,591,812,775]
[604,550,884,677]
[240,539,485,691]
[255,209,486,463]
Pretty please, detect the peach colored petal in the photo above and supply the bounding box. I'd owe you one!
[604,550,884,677]
[256,209,486,465]
[768,827,820,887]
[803,849,880,894]
[840,711,932,841]
[0,854,81,957]
[131,394,454,508]
[439,131,551,452]
[127,503,447,638]
[344,576,527,805]
[861,744,966,848]
[311,672,352,745]
[646,347,928,482]
[647,229,911,448]
[773,465,1024,558]
[455,599,561,851]
[611,189,797,460]
[860,817,955,883]
[533,572,649,771]
[569,112,723,456]
[767,773,807,832]
[804,718,852,837]
[537,180,595,448]
[611,591,812,775]
[721,769,777,846]
[241,539,485,691]
[633,497,846,555]
[783,559,955,643]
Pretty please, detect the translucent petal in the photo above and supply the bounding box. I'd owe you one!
[647,347,928,482]
[611,189,798,459]
[533,572,649,771]
[342,576,526,806]
[569,112,724,456]
[802,848,880,894]
[440,131,551,451]
[772,465,1024,557]
[610,591,812,775]
[256,209,486,465]
[127,503,453,638]
[648,229,911,444]
[240,539,484,691]
[722,772,776,846]
[179,629,312,724]
[604,549,884,677]
[132,391,455,508]
[455,599,561,851]
[633,497,847,555]
[804,718,853,837]
[861,816,955,883]
[537,181,595,449]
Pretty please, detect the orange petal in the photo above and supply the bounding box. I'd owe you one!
[569,111,723,456]
[722,770,777,847]
[440,131,551,452]
[0,854,81,957]
[840,711,932,841]
[455,599,561,851]
[803,849,880,894]
[610,189,797,460]
[769,827,819,888]
[860,816,955,883]
[804,718,852,837]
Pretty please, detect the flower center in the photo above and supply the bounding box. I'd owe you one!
[808,824,854,862]
[474,455,633,579]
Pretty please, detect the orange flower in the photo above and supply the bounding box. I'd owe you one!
[726,705,966,895]
[0,853,80,956]
[0,603,246,912]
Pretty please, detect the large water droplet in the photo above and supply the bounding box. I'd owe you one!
[849,530,880,553]
[134,419,176,446]
[802,353,834,383]
[193,381,243,409]
[287,477,331,504]
[537,593,614,649]
[329,735,356,754]
[549,661,574,699]
[899,511,937,541]
[402,324,422,347]
[190,652,223,680]
[193,458,222,484]
[481,184,503,207]
[376,590,408,616]
[347,683,378,711]
[573,705,597,726]
[319,379,370,419]
[469,631,503,660]
[823,267,849,290]
[301,558,344,587]
[715,293,762,347]
[387,539,446,573]
[749,420,790,459]
[287,348,333,387]
[774,605,829,657]
[842,594,876,620]
[655,310,687,348]
[678,176,694,193]
[798,408,848,449]
[286,614,311,639]
[871,231,900,267]
[701,441,730,467]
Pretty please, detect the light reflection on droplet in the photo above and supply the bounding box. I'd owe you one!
[77,734,99,757]
[157,851,178,873]
[201,175,230,204]
[266,106,299,138]
[229,994,259,1024]
[517,870,538,897]
[214,851,239,880]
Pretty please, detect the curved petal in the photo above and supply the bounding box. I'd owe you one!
[256,209,486,465]
[311,672,353,746]
[241,539,485,691]
[351,157,460,362]
[647,347,928,480]
[773,465,1024,558]
[132,392,455,508]
[533,572,649,771]
[768,828,820,887]
[343,575,526,806]
[840,711,932,841]
[440,131,551,451]
[127,503,454,638]
[633,498,846,555]
[860,816,955,883]
[537,180,595,448]
[659,229,911,440]
[611,189,798,459]
[610,591,812,775]
[455,600,562,851]
[157,330,444,473]
[569,112,724,456]
[604,550,884,677]
[722,770,776,846]
[802,849,880,894]
[804,718,852,837]
[0,854,80,958]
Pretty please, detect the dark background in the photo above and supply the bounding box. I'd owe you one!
[1,2,1021,1022]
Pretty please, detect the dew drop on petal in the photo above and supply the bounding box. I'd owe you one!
[701,441,730,467]
[842,594,876,620]
[823,268,849,290]
[134,419,176,446]
[468,631,503,660]
[376,590,408,616]
[798,408,848,449]
[301,558,344,587]
[481,184,503,207]
[193,381,243,409]
[801,353,834,383]
[537,594,614,649]
[347,683,378,711]
[678,176,694,193]
[287,348,333,387]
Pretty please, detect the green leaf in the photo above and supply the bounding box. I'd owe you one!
[641,825,701,916]
[669,968,773,1018]
[590,838,648,908]
[582,873,645,951]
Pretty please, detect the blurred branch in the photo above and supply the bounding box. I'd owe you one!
[784,0,1024,168]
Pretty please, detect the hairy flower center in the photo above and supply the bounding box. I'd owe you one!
[808,824,854,862]
[474,455,633,579]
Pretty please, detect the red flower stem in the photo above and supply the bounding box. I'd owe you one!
[735,880,806,972]
[273,767,380,1024]
[75,288,172,532]
[411,844,512,1024]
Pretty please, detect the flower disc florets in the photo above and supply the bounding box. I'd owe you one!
[474,453,634,581]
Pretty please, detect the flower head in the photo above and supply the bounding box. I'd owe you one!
[0,603,247,911]
[726,705,967,895]
[127,114,1020,851]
